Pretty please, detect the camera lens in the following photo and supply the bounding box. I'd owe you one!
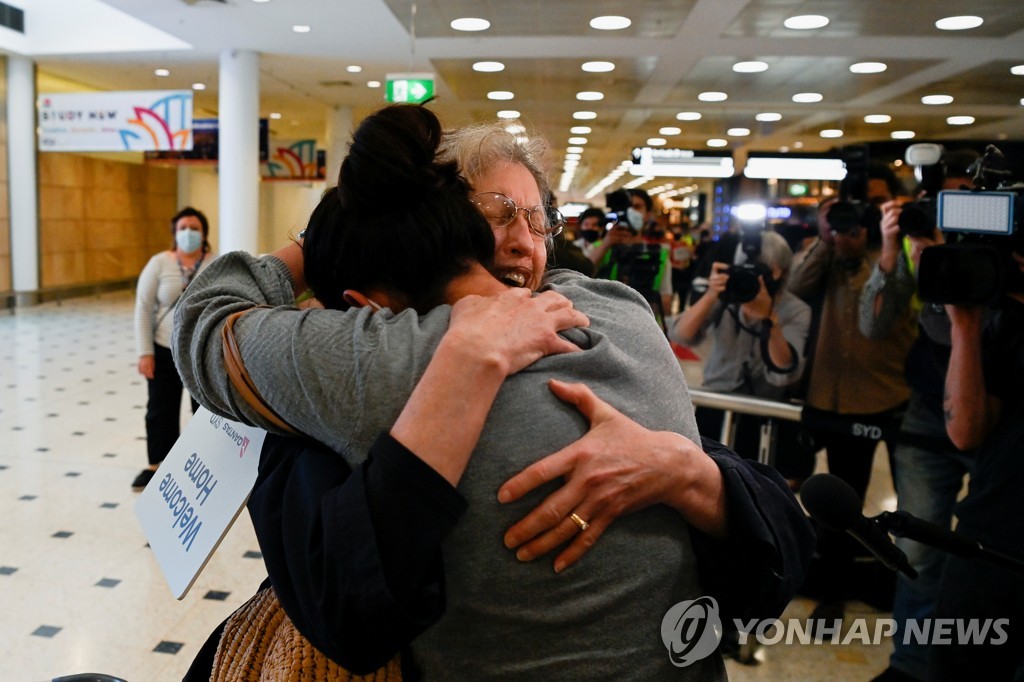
[722,265,762,304]
[897,201,936,238]
[826,201,861,234]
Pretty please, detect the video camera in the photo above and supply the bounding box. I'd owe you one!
[917,145,1024,304]
[825,145,883,236]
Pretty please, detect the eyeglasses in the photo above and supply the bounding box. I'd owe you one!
[472,192,565,238]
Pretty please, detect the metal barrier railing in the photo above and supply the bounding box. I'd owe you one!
[689,388,804,466]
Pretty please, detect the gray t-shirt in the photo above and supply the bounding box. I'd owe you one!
[174,252,723,680]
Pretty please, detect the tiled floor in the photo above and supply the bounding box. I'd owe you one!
[1,291,896,681]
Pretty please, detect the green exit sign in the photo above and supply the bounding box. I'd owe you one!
[385,73,435,104]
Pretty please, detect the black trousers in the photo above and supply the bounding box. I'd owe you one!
[145,344,198,466]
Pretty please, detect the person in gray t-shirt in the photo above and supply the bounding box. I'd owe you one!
[176,106,812,679]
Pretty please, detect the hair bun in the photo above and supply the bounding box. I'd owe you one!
[339,105,465,213]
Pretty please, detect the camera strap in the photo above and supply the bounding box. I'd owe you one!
[758,318,800,375]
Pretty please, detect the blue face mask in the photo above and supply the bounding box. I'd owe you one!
[176,228,203,253]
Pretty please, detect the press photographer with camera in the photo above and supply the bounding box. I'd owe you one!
[671,230,811,466]
[912,147,1024,680]
[788,162,919,625]
[593,188,674,324]
[873,148,980,682]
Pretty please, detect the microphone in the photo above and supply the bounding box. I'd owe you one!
[801,473,918,580]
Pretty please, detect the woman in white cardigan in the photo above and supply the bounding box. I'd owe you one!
[132,206,212,490]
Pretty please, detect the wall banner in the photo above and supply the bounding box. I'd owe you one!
[38,90,194,152]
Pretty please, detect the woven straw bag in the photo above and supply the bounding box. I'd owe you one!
[212,586,402,681]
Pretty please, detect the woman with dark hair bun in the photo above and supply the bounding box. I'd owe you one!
[176,105,812,680]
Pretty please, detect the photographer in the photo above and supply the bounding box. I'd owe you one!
[594,189,674,324]
[788,165,918,624]
[927,243,1024,680]
[670,231,811,467]
[875,151,979,682]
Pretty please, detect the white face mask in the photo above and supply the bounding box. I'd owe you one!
[176,228,203,253]
[626,207,645,232]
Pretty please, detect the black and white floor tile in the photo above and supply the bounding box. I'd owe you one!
[1,292,895,681]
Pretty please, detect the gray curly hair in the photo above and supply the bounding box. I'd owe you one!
[438,121,553,203]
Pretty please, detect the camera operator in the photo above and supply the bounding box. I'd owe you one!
[594,189,674,324]
[874,151,979,682]
[573,207,608,263]
[670,231,811,470]
[926,242,1024,680]
[788,163,918,624]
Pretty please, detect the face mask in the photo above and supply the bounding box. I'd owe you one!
[176,228,203,253]
[581,229,602,244]
[626,208,645,232]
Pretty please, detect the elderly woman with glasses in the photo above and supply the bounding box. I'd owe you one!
[175,105,812,680]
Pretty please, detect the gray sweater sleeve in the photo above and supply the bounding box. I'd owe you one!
[173,250,450,456]
[859,250,915,339]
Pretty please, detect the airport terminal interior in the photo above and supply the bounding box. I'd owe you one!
[1,1,1023,680]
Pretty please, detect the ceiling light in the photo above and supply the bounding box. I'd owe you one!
[891,130,916,139]
[784,15,829,30]
[793,141,804,149]
[566,153,581,160]
[292,25,311,33]
[451,17,490,31]
[473,61,504,72]
[659,127,681,135]
[850,62,887,74]
[346,65,362,73]
[488,91,514,100]
[573,111,597,120]
[947,115,975,125]
[1011,65,1024,76]
[570,126,592,135]
[733,61,769,73]
[568,137,588,145]
[820,129,844,138]
[564,160,579,168]
[191,83,206,91]
[269,112,282,120]
[756,112,782,122]
[935,15,983,30]
[727,128,750,137]
[576,91,604,101]
[647,138,667,146]
[864,114,891,123]
[792,92,823,103]
[707,139,728,147]
[154,68,169,77]
[582,61,615,73]
[252,0,270,3]
[497,110,520,119]
[367,81,381,88]
[698,91,728,102]
[676,112,702,121]
[566,146,584,154]
[505,123,526,134]
[922,94,954,105]
[590,15,631,30]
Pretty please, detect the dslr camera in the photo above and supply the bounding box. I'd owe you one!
[826,145,883,237]
[721,220,770,305]
[897,144,977,238]
[917,145,1024,304]
[605,188,638,236]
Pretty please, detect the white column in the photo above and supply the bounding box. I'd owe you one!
[218,49,260,254]
[7,54,39,300]
[324,105,353,185]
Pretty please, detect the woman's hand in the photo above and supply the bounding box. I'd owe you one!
[707,261,730,296]
[498,379,725,572]
[446,289,589,377]
[138,354,156,379]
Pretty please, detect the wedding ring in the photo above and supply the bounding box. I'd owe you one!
[569,512,589,532]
